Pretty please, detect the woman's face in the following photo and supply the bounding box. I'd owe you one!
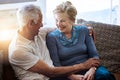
[54,12,73,33]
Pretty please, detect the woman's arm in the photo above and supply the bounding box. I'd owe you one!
[85,27,100,61]
[46,32,61,66]
[84,67,96,80]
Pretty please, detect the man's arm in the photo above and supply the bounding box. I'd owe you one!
[39,26,56,40]
[28,58,100,78]
[88,26,96,43]
[74,24,96,43]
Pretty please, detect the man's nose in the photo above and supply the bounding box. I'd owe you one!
[40,23,43,27]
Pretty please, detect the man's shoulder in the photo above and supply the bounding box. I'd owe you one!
[38,26,57,39]
[47,29,59,37]
[9,34,32,52]
[39,26,56,34]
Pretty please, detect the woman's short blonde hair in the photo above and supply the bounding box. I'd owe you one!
[17,4,42,27]
[53,1,77,23]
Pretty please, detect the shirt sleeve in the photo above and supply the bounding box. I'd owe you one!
[10,47,39,70]
[38,26,56,40]
[46,32,61,66]
[84,27,99,59]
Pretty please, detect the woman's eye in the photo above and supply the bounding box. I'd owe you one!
[61,20,65,22]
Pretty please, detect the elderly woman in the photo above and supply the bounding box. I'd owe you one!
[46,1,115,80]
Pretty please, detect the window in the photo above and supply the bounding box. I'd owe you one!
[46,0,120,26]
[0,0,38,41]
[0,0,36,4]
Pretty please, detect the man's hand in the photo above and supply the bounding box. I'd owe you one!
[88,27,96,43]
[88,27,93,36]
[68,74,84,80]
[83,58,100,69]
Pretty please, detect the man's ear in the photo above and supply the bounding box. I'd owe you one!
[30,20,36,26]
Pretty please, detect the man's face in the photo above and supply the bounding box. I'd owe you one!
[30,15,43,36]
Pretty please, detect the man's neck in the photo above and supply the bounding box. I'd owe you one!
[18,29,34,41]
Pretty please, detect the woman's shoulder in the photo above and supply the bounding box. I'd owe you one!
[74,25,88,31]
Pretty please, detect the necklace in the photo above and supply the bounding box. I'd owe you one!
[59,26,79,47]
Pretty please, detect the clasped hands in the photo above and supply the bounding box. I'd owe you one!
[69,58,100,80]
[84,58,100,68]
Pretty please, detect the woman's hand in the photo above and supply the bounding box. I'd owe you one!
[68,74,84,80]
[83,67,96,80]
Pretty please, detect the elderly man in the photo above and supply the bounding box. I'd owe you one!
[8,4,100,80]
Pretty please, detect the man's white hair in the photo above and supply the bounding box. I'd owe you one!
[17,4,42,27]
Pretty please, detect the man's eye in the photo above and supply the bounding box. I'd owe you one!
[61,20,65,22]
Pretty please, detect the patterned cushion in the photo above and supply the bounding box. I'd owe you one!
[77,20,120,73]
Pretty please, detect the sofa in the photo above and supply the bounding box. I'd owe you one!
[0,40,18,80]
[77,19,120,80]
[0,20,120,80]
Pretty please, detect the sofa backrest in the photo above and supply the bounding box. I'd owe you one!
[0,40,18,80]
[77,20,120,73]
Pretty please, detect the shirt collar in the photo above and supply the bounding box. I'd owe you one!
[17,31,35,45]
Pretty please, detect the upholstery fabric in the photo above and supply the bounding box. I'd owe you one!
[77,20,120,73]
[0,51,3,80]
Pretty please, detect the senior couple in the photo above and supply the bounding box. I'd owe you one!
[9,1,115,80]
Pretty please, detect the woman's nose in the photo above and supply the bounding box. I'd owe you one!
[57,21,61,26]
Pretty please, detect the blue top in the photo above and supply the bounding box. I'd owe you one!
[46,26,99,67]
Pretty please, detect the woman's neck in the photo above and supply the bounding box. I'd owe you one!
[64,29,72,39]
[65,33,72,39]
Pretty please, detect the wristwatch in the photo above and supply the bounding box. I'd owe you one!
[93,67,97,71]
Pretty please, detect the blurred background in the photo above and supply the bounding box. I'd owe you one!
[0,0,120,41]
